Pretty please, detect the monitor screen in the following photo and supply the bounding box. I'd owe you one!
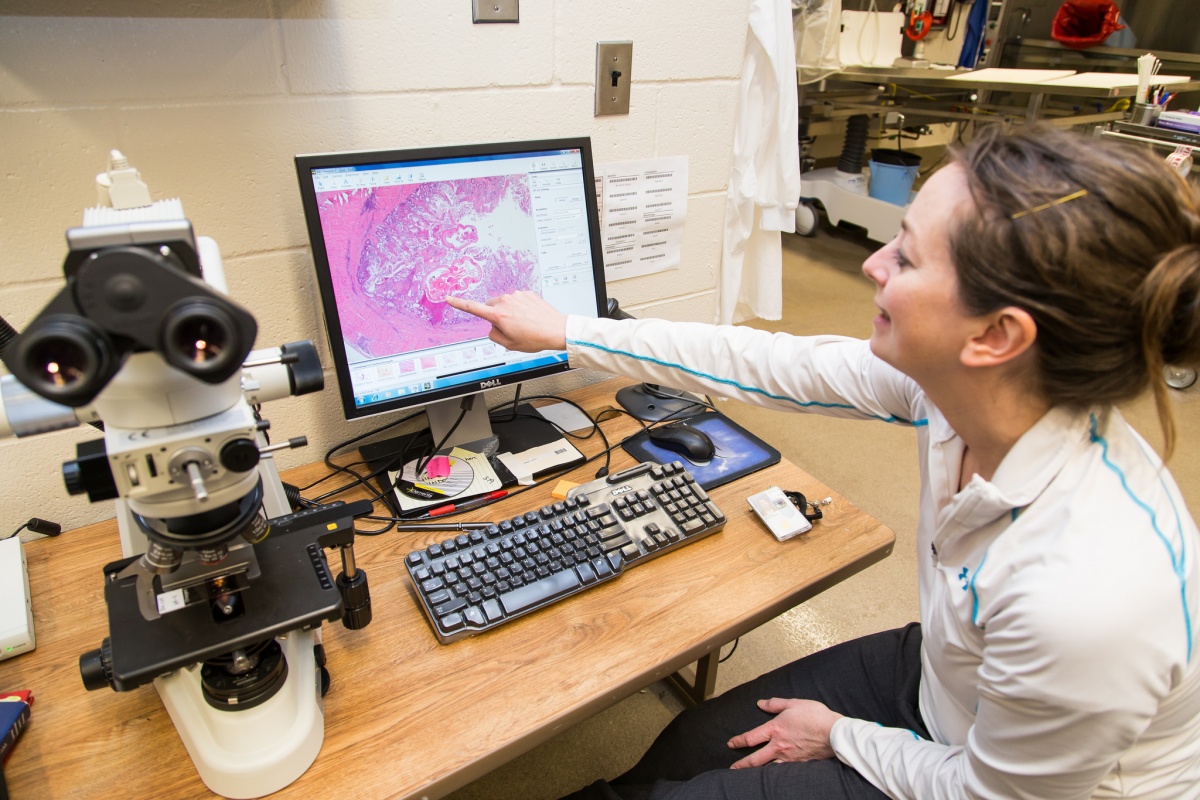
[295,138,608,425]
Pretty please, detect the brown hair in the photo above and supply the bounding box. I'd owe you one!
[949,123,1200,459]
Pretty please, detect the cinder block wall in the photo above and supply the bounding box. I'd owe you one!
[0,1,749,530]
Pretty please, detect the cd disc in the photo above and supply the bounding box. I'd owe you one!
[397,456,476,500]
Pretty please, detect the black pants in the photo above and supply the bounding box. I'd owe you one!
[562,624,928,800]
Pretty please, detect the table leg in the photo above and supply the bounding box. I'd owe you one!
[666,650,720,707]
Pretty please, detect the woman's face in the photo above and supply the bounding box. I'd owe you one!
[861,164,978,386]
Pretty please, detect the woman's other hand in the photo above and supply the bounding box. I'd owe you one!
[727,698,843,768]
[446,291,568,352]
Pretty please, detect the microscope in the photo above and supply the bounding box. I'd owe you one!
[0,154,372,798]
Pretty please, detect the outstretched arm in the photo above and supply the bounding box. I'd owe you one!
[446,291,567,352]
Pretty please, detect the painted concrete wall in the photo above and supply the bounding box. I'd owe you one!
[0,1,750,531]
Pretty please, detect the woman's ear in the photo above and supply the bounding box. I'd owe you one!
[961,307,1038,368]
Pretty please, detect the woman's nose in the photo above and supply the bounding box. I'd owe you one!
[862,247,889,285]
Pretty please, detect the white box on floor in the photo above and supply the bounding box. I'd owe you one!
[0,536,36,660]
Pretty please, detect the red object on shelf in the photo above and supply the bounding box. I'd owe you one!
[905,9,934,41]
[1051,0,1124,49]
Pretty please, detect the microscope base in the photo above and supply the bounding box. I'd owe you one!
[156,629,324,799]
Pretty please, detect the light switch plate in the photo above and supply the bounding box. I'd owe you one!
[595,41,633,116]
[472,0,519,23]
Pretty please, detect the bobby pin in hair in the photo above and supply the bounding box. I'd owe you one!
[1010,189,1089,220]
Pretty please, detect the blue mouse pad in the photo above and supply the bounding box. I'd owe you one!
[621,411,781,490]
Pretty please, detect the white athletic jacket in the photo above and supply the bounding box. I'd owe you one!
[564,315,1200,800]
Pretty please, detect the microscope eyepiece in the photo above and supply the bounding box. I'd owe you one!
[161,299,245,382]
[13,316,117,407]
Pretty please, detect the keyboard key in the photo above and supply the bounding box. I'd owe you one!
[602,533,633,552]
[435,596,467,616]
[576,562,598,584]
[440,612,465,632]
[483,599,503,622]
[500,570,583,615]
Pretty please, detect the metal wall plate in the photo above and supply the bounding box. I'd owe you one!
[472,0,519,23]
[595,41,633,116]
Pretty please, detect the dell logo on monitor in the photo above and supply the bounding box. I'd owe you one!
[479,379,502,389]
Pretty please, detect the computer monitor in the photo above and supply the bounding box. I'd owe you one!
[294,137,608,455]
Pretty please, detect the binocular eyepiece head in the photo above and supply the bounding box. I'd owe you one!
[3,236,257,407]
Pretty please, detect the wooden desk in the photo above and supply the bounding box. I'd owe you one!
[0,378,894,799]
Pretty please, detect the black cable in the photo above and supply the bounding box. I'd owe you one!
[280,482,311,512]
[0,313,19,359]
[498,383,523,422]
[783,491,824,522]
[719,638,740,663]
[943,0,965,42]
[412,400,470,481]
[490,392,622,478]
[303,410,426,505]
[363,396,646,525]
[4,518,62,541]
[300,387,722,531]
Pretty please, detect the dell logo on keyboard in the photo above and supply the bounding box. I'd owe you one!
[610,485,635,497]
[479,379,502,389]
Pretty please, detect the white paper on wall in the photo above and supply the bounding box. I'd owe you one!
[594,156,688,282]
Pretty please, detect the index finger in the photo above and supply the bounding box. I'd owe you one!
[446,295,496,321]
[727,722,771,752]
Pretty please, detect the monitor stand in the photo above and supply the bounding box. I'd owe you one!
[425,394,500,457]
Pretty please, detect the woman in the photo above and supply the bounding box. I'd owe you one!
[446,124,1200,799]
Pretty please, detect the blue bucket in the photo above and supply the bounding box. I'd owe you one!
[868,149,921,206]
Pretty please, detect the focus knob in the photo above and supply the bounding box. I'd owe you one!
[80,637,115,691]
[337,570,372,630]
[220,438,260,473]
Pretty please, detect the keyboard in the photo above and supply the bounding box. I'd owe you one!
[404,461,727,643]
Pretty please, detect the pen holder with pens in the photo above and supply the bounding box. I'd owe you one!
[1131,102,1162,127]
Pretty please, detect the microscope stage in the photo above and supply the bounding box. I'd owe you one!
[98,504,362,691]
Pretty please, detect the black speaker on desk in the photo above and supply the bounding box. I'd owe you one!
[606,298,708,422]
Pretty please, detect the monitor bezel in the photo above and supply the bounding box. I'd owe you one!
[295,137,609,423]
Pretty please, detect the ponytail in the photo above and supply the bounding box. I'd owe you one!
[1138,242,1200,460]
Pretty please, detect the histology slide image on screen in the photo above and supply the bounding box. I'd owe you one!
[314,175,539,363]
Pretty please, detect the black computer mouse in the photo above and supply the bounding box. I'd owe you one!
[647,423,716,463]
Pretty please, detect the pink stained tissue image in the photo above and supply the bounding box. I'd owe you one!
[313,174,539,363]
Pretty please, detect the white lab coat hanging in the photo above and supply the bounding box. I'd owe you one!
[716,0,801,325]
